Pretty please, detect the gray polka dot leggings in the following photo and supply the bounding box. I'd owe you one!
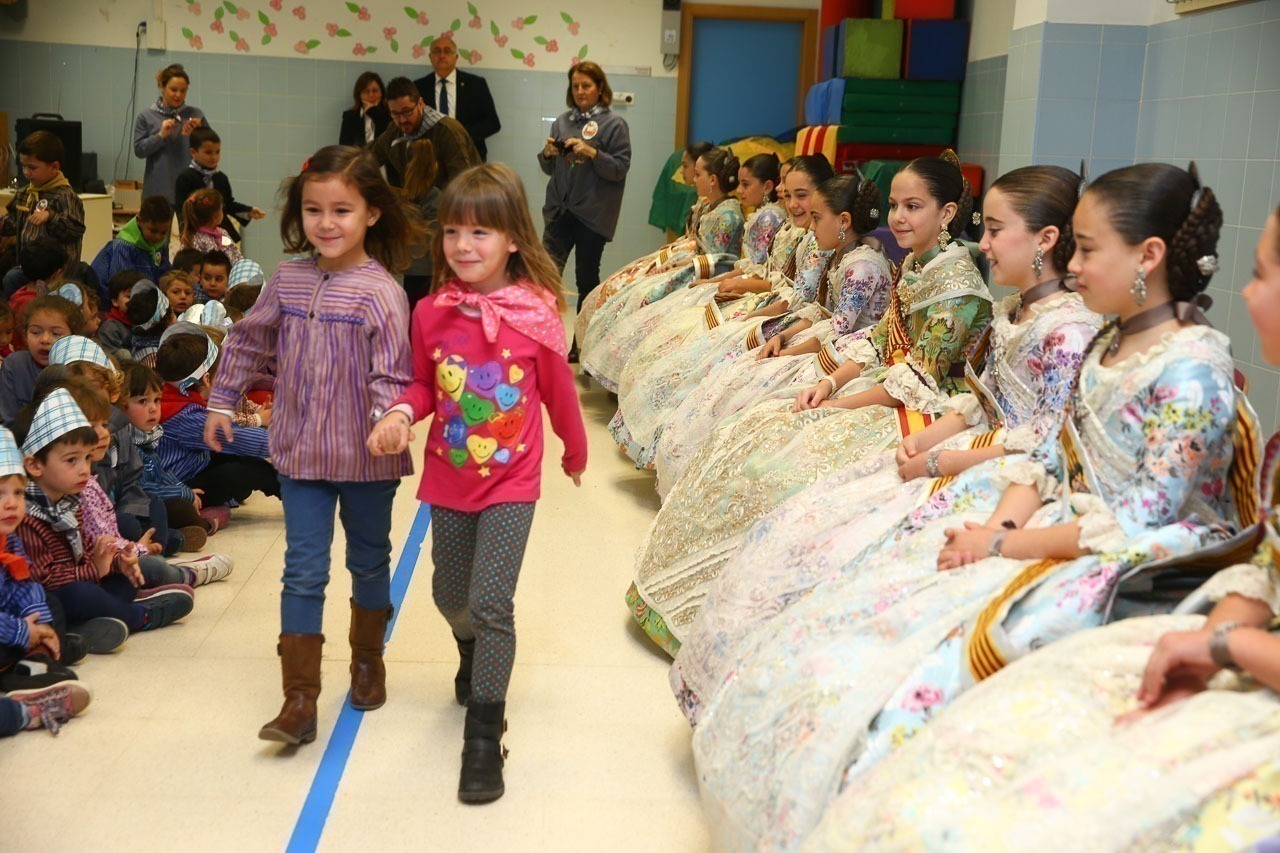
[429,502,536,704]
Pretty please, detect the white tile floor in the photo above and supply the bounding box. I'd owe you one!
[3,373,710,852]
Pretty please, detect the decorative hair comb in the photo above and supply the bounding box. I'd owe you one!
[1196,254,1219,276]
[301,156,313,173]
[1190,187,1205,211]
[971,211,982,226]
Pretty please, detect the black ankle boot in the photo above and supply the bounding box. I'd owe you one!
[453,634,475,706]
[459,701,507,803]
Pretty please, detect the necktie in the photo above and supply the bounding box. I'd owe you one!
[439,78,449,117]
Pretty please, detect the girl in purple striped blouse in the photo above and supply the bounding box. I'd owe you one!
[203,146,429,747]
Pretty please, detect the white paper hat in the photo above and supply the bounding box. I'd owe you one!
[49,335,112,370]
[159,322,219,393]
[228,258,264,290]
[129,281,170,331]
[0,427,24,477]
[22,388,91,456]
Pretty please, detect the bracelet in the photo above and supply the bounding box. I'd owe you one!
[818,376,837,395]
[1209,621,1243,672]
[925,449,944,478]
[988,529,1009,558]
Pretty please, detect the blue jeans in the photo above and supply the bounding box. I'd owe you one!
[278,477,399,635]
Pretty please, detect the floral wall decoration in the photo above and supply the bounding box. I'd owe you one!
[179,0,590,68]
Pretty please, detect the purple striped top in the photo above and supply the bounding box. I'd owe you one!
[209,257,414,482]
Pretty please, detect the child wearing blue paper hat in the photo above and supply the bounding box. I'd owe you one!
[14,388,194,637]
[0,425,93,737]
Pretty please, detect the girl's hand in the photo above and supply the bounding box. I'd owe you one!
[794,380,832,412]
[92,537,121,579]
[566,468,583,487]
[204,412,235,452]
[25,614,60,659]
[896,435,920,470]
[159,118,179,139]
[191,488,204,512]
[938,521,996,570]
[257,405,273,427]
[1133,628,1218,712]
[136,528,157,558]
[367,412,412,456]
[898,447,931,481]
[119,551,145,588]
[249,207,267,220]
[756,336,784,360]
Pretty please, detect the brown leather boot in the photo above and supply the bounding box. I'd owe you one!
[259,633,324,745]
[348,599,392,711]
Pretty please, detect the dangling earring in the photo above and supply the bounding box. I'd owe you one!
[1032,246,1044,279]
[937,226,951,249]
[837,224,847,244]
[1131,266,1147,306]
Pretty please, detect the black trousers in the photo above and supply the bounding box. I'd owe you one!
[402,275,433,314]
[190,454,281,508]
[543,212,609,309]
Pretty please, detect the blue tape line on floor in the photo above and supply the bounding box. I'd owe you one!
[286,502,432,853]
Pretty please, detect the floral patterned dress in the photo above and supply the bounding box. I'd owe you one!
[670,290,1102,724]
[690,324,1245,850]
[611,242,893,469]
[806,437,1280,851]
[572,198,707,345]
[626,241,992,655]
[580,197,745,390]
[576,202,785,396]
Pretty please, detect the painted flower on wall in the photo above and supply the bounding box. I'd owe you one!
[269,0,282,10]
[186,1,201,16]
[560,12,579,35]
[292,6,306,19]
[294,38,320,53]
[181,27,204,48]
[535,36,557,52]
[467,49,481,63]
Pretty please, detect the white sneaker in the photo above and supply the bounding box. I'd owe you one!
[169,553,235,586]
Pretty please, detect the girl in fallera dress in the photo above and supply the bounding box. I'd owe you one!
[690,162,1252,849]
[611,173,892,471]
[802,200,1280,853]
[579,147,745,390]
[671,165,1103,725]
[627,151,992,655]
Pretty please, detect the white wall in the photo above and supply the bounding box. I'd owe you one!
[968,0,1016,59]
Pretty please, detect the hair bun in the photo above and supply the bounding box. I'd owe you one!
[939,149,960,168]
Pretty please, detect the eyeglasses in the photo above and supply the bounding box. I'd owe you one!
[429,47,457,56]
[389,106,419,120]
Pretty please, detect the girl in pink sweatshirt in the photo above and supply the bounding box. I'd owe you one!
[369,162,587,805]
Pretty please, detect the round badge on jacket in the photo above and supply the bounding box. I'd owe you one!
[36,199,49,211]
[582,120,599,141]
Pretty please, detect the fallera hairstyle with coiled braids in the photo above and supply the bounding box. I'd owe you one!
[786,154,836,188]
[901,149,974,241]
[989,165,1082,273]
[279,144,430,274]
[1085,161,1222,299]
[430,162,567,311]
[699,148,741,194]
[742,153,781,202]
[816,175,881,236]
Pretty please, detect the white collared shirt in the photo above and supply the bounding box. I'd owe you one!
[436,71,457,118]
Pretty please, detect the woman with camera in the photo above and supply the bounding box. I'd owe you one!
[539,61,632,355]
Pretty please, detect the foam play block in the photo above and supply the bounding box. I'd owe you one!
[842,92,961,115]
[843,112,957,131]
[822,24,839,80]
[805,79,848,125]
[835,142,943,170]
[903,18,970,81]
[821,0,872,30]
[836,123,956,146]
[797,126,840,166]
[839,18,904,80]
[842,78,962,98]
[871,0,956,19]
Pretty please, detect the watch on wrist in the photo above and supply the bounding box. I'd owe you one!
[988,529,1008,558]
[1209,620,1243,672]
[925,450,943,478]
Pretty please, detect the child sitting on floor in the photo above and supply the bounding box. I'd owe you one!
[124,280,175,368]
[14,388,193,643]
[197,250,232,304]
[8,238,68,347]
[89,195,173,293]
[0,427,92,737]
[98,270,145,357]
[0,294,83,427]
[160,269,198,316]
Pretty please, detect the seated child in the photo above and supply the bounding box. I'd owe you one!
[174,127,265,245]
[14,388,193,640]
[88,195,173,295]
[0,301,12,361]
[0,294,83,426]
[124,280,174,368]
[0,427,92,737]
[172,248,204,283]
[155,323,279,508]
[197,250,232,305]
[55,281,101,338]
[8,237,69,347]
[179,189,242,267]
[53,375,233,587]
[1,130,87,295]
[98,270,146,357]
[160,269,197,315]
[203,325,270,427]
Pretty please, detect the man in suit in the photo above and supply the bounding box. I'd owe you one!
[412,35,502,161]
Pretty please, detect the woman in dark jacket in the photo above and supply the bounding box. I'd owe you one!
[339,71,392,148]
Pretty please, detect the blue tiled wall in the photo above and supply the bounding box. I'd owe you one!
[0,40,677,278]
[1134,0,1280,432]
[957,53,1006,192]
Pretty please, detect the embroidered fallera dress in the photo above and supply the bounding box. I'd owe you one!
[691,324,1248,850]
[611,242,892,470]
[627,241,993,655]
[670,290,1102,724]
[580,197,745,390]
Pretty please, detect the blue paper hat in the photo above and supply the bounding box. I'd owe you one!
[56,283,84,306]
[229,258,264,290]
[22,388,91,456]
[49,335,112,370]
[180,302,231,328]
[0,427,23,478]
[160,322,219,393]
[129,281,170,331]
